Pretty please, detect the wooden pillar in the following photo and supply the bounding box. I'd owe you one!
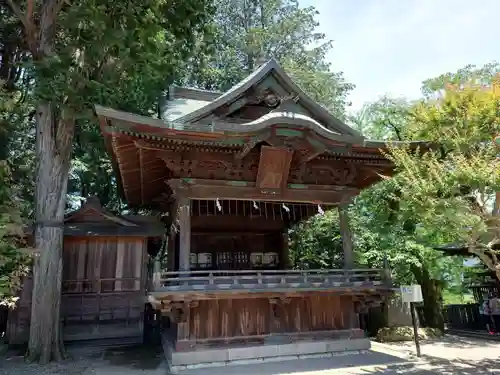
[281,230,290,269]
[178,197,191,272]
[153,259,162,290]
[338,204,354,269]
[133,239,143,290]
[349,297,359,329]
[166,233,175,271]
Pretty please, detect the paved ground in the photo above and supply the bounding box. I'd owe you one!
[1,335,500,375]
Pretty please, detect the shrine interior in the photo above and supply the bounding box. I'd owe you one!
[168,199,334,272]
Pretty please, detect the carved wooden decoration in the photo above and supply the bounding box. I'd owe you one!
[256,146,293,191]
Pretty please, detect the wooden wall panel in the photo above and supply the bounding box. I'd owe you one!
[187,295,351,342]
[120,238,145,291]
[100,239,118,292]
[8,234,149,345]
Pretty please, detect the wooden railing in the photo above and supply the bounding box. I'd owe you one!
[152,268,391,293]
[62,277,142,294]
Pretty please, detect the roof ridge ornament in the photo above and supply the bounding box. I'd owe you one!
[254,55,268,71]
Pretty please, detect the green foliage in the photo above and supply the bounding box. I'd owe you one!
[182,0,354,120]
[442,289,474,305]
[421,61,500,97]
[1,0,215,212]
[351,179,465,286]
[0,162,30,308]
[1,0,214,308]
[289,210,343,269]
[349,96,413,141]
[386,87,500,273]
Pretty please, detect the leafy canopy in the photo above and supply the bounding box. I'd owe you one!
[387,80,500,276]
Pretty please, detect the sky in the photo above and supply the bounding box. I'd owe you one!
[300,0,500,110]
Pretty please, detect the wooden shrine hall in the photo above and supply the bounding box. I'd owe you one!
[93,59,403,371]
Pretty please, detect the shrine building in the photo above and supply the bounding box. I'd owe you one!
[7,59,417,372]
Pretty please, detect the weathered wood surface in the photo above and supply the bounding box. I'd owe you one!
[6,236,148,345]
[154,268,387,294]
[170,295,361,350]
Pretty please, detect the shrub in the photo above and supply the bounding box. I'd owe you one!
[376,326,443,342]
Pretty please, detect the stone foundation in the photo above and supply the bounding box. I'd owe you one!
[163,337,371,373]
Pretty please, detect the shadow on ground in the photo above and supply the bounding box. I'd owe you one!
[359,356,500,375]
[405,334,500,349]
[3,338,500,375]
[72,343,164,370]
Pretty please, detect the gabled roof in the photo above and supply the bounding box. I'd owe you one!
[172,59,363,141]
[64,196,138,226]
[26,197,165,237]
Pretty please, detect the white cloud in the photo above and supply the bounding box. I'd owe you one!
[302,0,500,109]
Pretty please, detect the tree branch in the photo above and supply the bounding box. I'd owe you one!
[6,0,38,54]
[6,0,31,31]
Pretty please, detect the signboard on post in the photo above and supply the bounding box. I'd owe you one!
[400,285,423,357]
[400,285,423,304]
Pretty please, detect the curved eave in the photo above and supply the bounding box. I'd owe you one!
[96,105,400,207]
[96,105,389,151]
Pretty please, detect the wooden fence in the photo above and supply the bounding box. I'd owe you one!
[415,303,482,331]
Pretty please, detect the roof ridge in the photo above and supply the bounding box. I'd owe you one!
[170,85,221,101]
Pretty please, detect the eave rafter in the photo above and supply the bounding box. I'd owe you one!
[110,133,141,206]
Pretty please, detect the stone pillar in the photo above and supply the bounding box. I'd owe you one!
[178,197,191,272]
[338,204,354,269]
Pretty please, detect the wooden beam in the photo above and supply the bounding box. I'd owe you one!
[167,179,357,205]
[150,289,391,303]
[191,215,284,231]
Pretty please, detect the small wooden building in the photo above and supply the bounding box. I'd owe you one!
[6,197,165,344]
[94,59,423,371]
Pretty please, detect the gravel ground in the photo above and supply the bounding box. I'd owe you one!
[0,344,166,375]
[1,354,94,375]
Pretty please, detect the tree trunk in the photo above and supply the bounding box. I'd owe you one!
[27,103,74,363]
[411,265,444,331]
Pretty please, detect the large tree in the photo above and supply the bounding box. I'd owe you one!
[181,0,354,120]
[387,81,500,280]
[5,0,212,362]
[349,96,467,329]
